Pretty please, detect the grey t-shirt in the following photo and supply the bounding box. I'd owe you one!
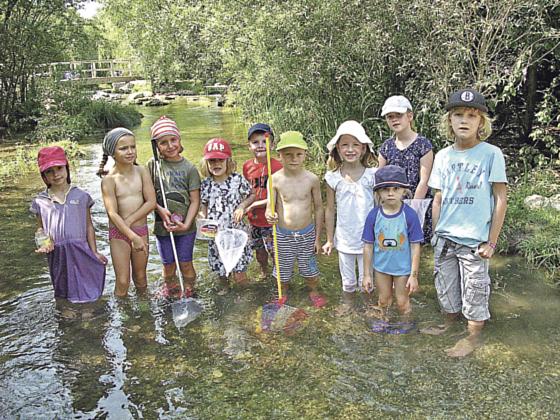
[148,157,201,236]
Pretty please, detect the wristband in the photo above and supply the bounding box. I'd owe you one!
[487,241,496,249]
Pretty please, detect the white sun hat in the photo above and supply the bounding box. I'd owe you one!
[326,120,374,152]
[381,95,413,116]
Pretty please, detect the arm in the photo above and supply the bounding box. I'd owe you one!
[363,242,374,293]
[198,203,208,219]
[479,182,508,259]
[311,175,324,254]
[406,242,421,294]
[377,154,387,168]
[432,190,442,233]
[101,176,147,253]
[86,208,107,264]
[265,178,278,224]
[414,151,434,199]
[234,192,255,223]
[123,167,157,226]
[322,185,335,255]
[245,198,268,213]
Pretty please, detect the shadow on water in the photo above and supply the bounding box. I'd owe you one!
[1,98,559,418]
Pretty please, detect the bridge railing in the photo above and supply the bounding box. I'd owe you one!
[38,60,136,81]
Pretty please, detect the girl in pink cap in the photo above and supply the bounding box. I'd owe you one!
[31,146,107,304]
[199,138,255,292]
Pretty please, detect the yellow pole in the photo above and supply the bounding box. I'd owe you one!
[265,133,283,301]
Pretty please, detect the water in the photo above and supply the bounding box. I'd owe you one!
[1,98,559,418]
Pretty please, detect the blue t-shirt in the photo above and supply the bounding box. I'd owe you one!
[428,142,507,247]
[361,204,423,276]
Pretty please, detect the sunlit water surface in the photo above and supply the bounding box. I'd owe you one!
[1,99,559,418]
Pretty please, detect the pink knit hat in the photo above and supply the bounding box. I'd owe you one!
[150,116,181,141]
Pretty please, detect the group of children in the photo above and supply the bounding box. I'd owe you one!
[31,88,507,357]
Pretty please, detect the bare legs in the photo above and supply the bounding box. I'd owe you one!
[110,236,148,297]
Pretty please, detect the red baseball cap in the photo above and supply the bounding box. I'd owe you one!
[37,146,68,173]
[204,138,232,160]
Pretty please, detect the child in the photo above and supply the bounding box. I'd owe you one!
[199,138,254,289]
[31,146,107,303]
[148,116,201,298]
[265,131,326,307]
[378,95,434,240]
[362,165,423,317]
[424,88,507,358]
[98,128,157,297]
[242,123,283,279]
[321,120,377,315]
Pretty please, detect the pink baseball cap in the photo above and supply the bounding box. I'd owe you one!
[37,146,68,173]
[204,138,232,159]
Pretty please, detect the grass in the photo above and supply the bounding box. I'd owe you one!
[0,140,81,189]
[502,168,560,278]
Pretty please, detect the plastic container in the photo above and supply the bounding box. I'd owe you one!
[196,219,220,241]
[35,228,52,249]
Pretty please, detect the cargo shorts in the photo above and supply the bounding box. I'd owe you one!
[432,235,491,321]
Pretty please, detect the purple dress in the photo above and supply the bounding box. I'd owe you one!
[30,187,105,303]
[379,135,434,240]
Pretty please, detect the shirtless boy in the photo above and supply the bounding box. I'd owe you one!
[265,131,327,307]
[99,128,157,296]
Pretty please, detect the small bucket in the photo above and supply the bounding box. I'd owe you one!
[196,218,220,241]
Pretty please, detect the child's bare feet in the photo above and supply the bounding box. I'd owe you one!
[420,324,450,335]
[445,335,481,357]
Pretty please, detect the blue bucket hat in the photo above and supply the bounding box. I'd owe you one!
[248,123,273,139]
[373,165,410,191]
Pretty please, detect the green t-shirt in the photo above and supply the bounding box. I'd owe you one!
[148,157,201,236]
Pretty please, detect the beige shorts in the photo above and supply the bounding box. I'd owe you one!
[432,235,491,321]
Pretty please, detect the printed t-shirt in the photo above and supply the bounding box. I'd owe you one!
[428,142,507,247]
[361,204,423,276]
[148,157,201,236]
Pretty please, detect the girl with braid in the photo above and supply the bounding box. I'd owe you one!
[98,128,156,297]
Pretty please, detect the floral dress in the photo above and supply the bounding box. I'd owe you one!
[200,173,253,276]
[379,135,434,241]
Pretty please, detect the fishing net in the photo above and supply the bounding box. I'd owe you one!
[370,319,417,335]
[215,228,249,276]
[172,298,203,328]
[404,198,432,229]
[256,303,308,334]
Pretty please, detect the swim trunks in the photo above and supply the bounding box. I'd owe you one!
[109,225,149,246]
[272,224,319,282]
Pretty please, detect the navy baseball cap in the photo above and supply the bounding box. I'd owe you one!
[373,165,410,191]
[248,123,273,139]
[445,89,488,113]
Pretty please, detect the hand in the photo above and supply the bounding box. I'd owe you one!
[233,207,245,223]
[265,211,278,225]
[314,238,321,254]
[478,243,495,259]
[131,234,148,255]
[170,218,190,233]
[95,251,108,265]
[35,238,54,254]
[363,275,373,294]
[158,207,174,230]
[322,241,333,256]
[406,275,419,295]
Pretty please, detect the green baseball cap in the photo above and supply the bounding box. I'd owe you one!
[276,131,308,151]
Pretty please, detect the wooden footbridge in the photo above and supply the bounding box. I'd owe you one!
[39,60,140,85]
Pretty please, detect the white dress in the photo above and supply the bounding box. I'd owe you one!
[324,167,376,254]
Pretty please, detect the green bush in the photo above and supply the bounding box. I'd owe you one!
[84,100,142,130]
[502,169,560,275]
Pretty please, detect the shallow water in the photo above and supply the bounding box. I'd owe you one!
[1,99,559,418]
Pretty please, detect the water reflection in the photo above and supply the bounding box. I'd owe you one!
[0,100,559,417]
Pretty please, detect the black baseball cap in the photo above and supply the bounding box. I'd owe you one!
[445,89,488,113]
[248,123,273,139]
